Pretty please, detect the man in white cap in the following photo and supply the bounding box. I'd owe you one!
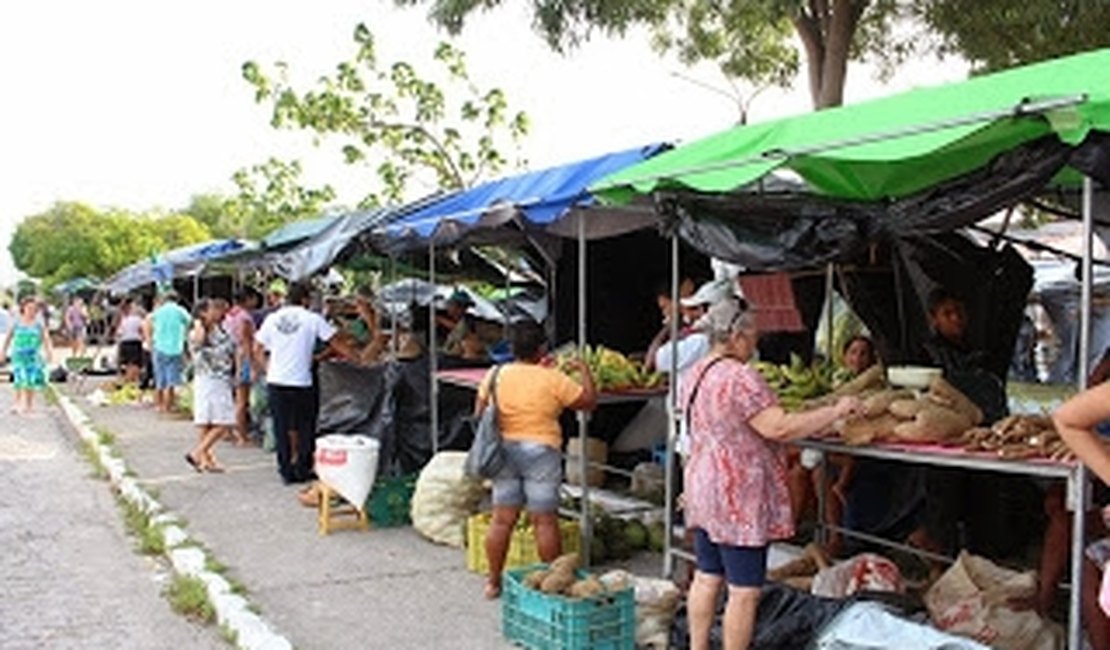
[647,278,735,378]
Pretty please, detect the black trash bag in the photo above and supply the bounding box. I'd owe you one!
[315,361,400,476]
[670,584,851,650]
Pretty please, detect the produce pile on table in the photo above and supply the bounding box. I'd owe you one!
[961,414,1076,461]
[754,354,854,410]
[555,345,664,392]
[763,362,1075,462]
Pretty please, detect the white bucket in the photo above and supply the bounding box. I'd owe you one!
[314,435,381,509]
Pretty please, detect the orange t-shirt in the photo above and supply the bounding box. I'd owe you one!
[477,363,584,448]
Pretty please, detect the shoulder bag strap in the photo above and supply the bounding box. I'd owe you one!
[489,365,503,409]
[684,355,733,435]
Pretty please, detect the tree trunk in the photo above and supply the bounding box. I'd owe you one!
[795,0,868,110]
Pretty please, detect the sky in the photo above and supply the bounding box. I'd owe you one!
[0,1,970,287]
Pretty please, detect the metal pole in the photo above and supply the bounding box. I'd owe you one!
[390,254,398,357]
[663,232,681,578]
[429,239,439,456]
[1068,177,1095,650]
[577,215,592,565]
[825,263,835,362]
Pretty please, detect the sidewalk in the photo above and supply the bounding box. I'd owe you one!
[0,384,222,649]
[64,380,510,650]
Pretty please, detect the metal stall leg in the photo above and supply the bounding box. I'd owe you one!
[1067,176,1096,650]
[663,233,681,578]
[577,215,593,565]
[429,240,439,456]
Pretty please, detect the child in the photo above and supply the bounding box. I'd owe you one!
[1,297,54,415]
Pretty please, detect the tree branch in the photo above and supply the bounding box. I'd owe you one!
[366,119,467,190]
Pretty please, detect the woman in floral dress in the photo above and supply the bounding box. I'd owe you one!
[184,298,236,473]
[679,298,862,650]
[1,297,54,415]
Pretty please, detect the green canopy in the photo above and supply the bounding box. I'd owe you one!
[596,48,1110,203]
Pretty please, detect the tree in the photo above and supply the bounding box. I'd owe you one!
[184,158,336,240]
[8,202,211,288]
[397,0,915,110]
[917,0,1110,73]
[242,23,530,206]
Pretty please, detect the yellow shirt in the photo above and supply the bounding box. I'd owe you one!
[478,362,584,448]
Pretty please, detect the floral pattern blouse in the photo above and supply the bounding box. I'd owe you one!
[679,355,794,547]
[190,323,236,382]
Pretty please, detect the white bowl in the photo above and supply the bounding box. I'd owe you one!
[887,365,943,389]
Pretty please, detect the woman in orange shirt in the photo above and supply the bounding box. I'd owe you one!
[475,321,598,599]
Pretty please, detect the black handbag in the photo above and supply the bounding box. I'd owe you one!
[464,365,506,479]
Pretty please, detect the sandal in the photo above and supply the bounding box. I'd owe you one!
[184,453,202,473]
[483,581,502,600]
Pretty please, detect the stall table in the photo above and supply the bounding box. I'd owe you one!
[792,436,1084,644]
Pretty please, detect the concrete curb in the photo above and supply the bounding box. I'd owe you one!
[55,391,293,650]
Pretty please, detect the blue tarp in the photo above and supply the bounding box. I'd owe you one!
[105,239,257,295]
[381,144,668,247]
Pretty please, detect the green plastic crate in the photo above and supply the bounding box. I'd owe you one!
[365,474,416,527]
[501,564,634,650]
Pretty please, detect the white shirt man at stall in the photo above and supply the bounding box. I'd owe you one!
[648,278,735,378]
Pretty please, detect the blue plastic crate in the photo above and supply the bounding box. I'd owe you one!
[501,564,635,650]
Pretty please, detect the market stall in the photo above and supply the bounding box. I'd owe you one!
[368,143,681,561]
[592,48,1110,647]
[104,238,258,298]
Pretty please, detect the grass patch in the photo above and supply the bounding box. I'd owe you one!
[80,439,109,480]
[96,428,116,446]
[165,575,215,624]
[204,555,228,574]
[228,576,249,597]
[219,623,239,645]
[119,497,165,556]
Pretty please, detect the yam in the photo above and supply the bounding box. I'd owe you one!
[927,377,983,426]
[566,576,606,599]
[832,365,886,397]
[888,398,926,420]
[841,414,900,446]
[891,405,972,443]
[862,389,915,418]
[540,553,580,594]
[523,570,550,590]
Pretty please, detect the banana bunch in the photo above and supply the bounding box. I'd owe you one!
[107,383,144,405]
[555,344,665,391]
[754,354,851,410]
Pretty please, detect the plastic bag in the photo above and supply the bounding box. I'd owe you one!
[410,452,486,548]
[815,602,989,650]
[925,551,1062,650]
[811,553,904,598]
[602,570,680,649]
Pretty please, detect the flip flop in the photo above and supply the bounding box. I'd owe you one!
[483,581,502,600]
[204,464,226,473]
[184,453,202,473]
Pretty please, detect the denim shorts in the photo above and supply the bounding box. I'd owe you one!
[693,528,768,588]
[492,441,562,512]
[153,352,184,389]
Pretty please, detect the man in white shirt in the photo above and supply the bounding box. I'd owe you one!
[255,281,351,484]
[648,278,734,378]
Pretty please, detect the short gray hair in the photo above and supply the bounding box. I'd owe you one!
[704,299,757,344]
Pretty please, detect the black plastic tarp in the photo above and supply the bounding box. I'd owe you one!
[316,359,469,475]
[662,134,1109,273]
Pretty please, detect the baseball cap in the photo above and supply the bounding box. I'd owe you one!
[447,289,475,306]
[680,278,733,308]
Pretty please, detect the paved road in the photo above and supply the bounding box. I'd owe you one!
[70,380,512,650]
[0,384,222,650]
